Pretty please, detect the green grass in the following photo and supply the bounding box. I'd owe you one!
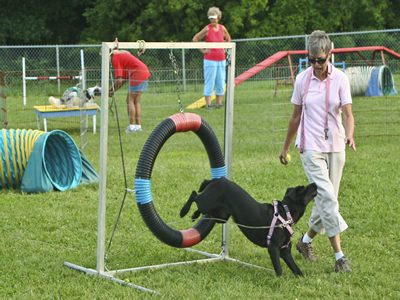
[1,77,400,299]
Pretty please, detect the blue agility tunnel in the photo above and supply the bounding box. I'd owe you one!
[0,129,98,193]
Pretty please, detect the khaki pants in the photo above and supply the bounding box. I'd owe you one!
[300,150,348,238]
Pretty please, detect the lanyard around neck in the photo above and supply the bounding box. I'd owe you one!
[300,65,331,153]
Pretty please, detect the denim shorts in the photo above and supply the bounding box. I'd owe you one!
[129,79,149,92]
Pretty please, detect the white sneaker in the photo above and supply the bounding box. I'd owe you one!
[125,126,142,133]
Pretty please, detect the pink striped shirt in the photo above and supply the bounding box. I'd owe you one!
[291,63,352,153]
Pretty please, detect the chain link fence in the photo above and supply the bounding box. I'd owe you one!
[1,29,399,146]
[2,29,400,74]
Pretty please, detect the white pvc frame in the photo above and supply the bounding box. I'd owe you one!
[64,41,271,294]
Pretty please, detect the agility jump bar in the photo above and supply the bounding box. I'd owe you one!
[25,76,82,80]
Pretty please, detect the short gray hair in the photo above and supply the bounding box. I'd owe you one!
[207,7,222,19]
[308,30,331,56]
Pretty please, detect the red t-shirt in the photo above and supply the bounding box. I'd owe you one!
[204,24,226,61]
[112,52,151,86]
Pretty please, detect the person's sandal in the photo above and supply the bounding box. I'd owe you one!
[205,105,213,110]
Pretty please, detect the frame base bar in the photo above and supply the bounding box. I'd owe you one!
[223,257,275,272]
[184,248,275,272]
[103,256,223,276]
[64,247,274,296]
[63,261,161,295]
[183,247,222,258]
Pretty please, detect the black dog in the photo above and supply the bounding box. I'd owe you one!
[180,177,318,276]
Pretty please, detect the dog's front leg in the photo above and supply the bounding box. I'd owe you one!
[280,246,303,276]
[268,246,283,276]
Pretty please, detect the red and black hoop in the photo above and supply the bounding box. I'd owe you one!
[135,113,226,248]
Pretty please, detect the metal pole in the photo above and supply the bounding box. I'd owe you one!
[80,49,86,90]
[182,48,186,92]
[305,36,309,69]
[56,45,60,94]
[80,49,87,152]
[22,57,26,106]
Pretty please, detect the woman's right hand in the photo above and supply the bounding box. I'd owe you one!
[279,149,290,165]
[200,49,211,54]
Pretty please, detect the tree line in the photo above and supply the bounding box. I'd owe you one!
[1,0,400,45]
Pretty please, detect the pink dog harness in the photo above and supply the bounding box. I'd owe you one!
[267,200,295,249]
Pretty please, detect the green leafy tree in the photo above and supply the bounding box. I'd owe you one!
[0,0,94,45]
[81,0,225,43]
[1,0,400,46]
[267,0,395,36]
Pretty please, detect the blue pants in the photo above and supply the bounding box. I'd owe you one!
[203,59,226,96]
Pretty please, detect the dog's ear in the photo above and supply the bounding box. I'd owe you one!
[94,88,101,97]
[283,187,295,201]
[198,179,212,193]
[304,183,318,203]
[283,186,306,203]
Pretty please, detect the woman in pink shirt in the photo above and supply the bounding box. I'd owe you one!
[279,30,356,273]
[193,7,231,110]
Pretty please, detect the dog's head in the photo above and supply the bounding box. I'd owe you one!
[282,183,318,208]
[86,84,102,101]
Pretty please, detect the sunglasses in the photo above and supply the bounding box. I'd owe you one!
[308,55,329,65]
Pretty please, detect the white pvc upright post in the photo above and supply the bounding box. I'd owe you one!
[97,42,110,274]
[22,57,26,106]
[222,44,236,258]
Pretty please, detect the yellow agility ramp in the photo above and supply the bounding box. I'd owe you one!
[186,94,216,109]
[186,85,227,109]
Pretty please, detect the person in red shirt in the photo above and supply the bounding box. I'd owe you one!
[193,7,231,110]
[109,50,151,132]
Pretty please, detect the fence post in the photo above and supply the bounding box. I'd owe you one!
[22,57,26,106]
[80,49,86,90]
[182,48,186,93]
[56,45,60,93]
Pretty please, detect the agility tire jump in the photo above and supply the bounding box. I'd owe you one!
[135,113,226,248]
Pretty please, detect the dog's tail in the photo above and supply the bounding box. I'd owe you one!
[49,96,63,109]
[180,190,197,218]
[198,179,213,193]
